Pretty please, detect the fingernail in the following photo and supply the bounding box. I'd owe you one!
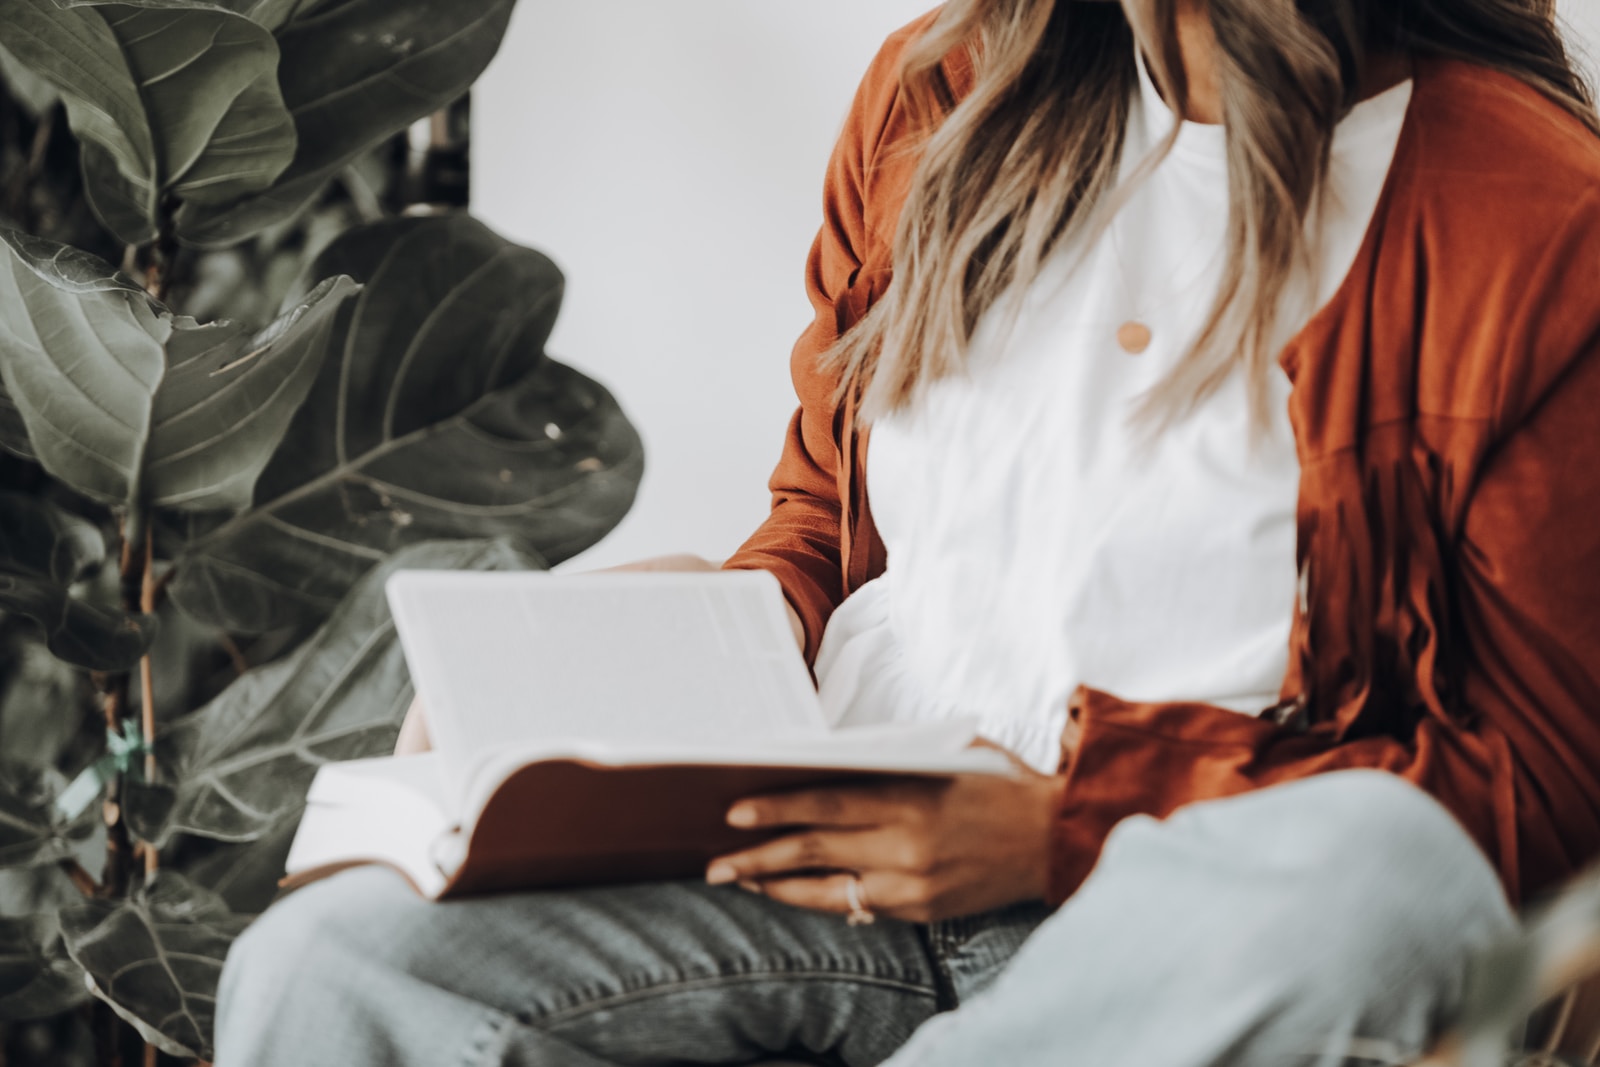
[706,862,736,885]
[727,805,755,828]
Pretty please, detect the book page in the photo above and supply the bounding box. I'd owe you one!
[286,754,455,897]
[462,717,1013,817]
[388,571,827,799]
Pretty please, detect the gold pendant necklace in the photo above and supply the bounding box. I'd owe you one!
[1108,206,1217,358]
[1109,210,1157,357]
[1116,321,1153,355]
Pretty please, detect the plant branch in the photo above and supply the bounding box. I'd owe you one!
[139,535,158,879]
[142,195,182,304]
[59,858,99,898]
[217,633,250,677]
[97,677,131,899]
[149,565,175,611]
[98,510,150,899]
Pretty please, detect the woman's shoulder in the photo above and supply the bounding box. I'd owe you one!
[1397,59,1600,433]
[856,6,967,104]
[1408,57,1600,203]
[840,7,969,253]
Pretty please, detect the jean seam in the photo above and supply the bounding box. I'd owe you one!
[532,968,939,1028]
[456,1009,509,1067]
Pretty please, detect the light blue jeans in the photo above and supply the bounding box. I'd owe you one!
[215,770,1515,1066]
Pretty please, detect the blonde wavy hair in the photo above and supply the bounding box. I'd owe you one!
[834,0,1598,428]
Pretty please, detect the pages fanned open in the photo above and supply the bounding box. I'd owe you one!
[282,570,1015,900]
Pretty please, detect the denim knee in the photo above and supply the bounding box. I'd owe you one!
[218,869,421,1030]
[1155,770,1517,1004]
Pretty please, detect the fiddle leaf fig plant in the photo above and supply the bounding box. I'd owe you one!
[0,1,645,1062]
[169,215,640,633]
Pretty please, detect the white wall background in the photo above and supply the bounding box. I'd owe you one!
[476,1,1600,571]
[473,1,933,570]
[1564,0,1600,78]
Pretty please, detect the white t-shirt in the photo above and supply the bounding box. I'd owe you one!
[813,57,1414,772]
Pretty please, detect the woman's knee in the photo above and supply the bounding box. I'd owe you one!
[1168,772,1504,898]
[221,867,434,1009]
[1160,771,1517,1000]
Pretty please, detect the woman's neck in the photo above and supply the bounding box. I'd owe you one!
[1174,0,1413,126]
[1174,0,1224,125]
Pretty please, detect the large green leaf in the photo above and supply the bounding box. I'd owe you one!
[60,872,247,1059]
[146,274,360,511]
[0,494,155,671]
[181,814,296,914]
[210,0,306,30]
[0,385,37,461]
[0,41,58,118]
[0,230,360,511]
[0,574,155,671]
[0,762,95,870]
[178,0,515,245]
[135,538,541,849]
[0,0,296,244]
[169,216,643,633]
[0,229,167,504]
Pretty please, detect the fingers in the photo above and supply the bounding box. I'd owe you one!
[727,780,939,830]
[784,601,805,652]
[739,871,933,924]
[742,871,858,915]
[393,697,432,756]
[707,828,889,884]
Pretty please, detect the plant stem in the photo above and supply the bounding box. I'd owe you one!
[97,680,130,899]
[217,633,250,678]
[99,511,149,899]
[59,859,98,897]
[144,199,182,305]
[139,536,158,879]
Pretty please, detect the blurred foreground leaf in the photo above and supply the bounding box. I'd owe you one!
[61,872,247,1059]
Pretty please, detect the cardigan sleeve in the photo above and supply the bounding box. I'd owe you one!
[1046,329,1600,912]
[721,24,919,664]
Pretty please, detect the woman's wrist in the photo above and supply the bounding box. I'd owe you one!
[1022,772,1068,902]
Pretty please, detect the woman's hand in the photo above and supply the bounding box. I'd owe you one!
[394,696,432,755]
[705,752,1065,923]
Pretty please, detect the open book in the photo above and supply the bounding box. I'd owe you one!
[283,570,1014,899]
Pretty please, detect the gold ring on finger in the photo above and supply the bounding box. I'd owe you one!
[845,873,876,927]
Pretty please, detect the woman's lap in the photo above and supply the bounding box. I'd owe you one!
[216,770,1517,1066]
[215,870,1028,1066]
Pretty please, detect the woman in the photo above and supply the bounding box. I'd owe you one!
[215,1,1600,1064]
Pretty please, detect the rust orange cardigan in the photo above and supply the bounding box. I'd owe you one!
[723,15,1600,909]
